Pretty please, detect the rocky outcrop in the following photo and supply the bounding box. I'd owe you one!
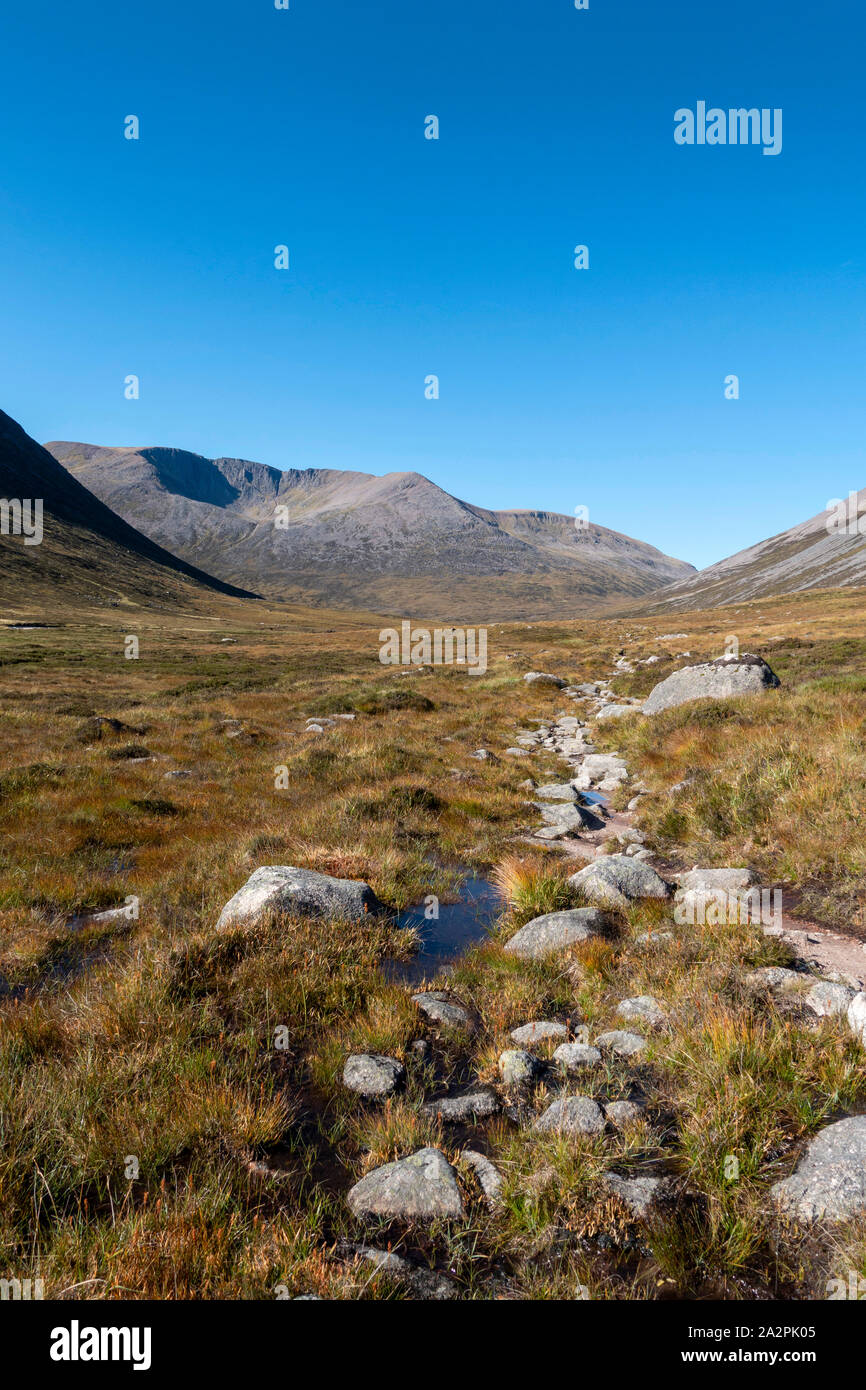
[216,865,382,928]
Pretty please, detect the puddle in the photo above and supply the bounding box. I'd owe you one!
[385,875,503,985]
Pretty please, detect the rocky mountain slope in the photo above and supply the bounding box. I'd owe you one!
[45,441,694,620]
[634,491,866,612]
[0,409,254,609]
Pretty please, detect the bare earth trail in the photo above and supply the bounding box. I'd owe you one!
[517,664,866,990]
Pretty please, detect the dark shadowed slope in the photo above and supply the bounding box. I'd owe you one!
[0,409,256,608]
[46,440,694,620]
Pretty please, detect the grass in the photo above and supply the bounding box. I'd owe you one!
[1,586,866,1299]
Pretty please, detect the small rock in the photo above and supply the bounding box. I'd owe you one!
[509,1021,568,1046]
[498,1049,542,1085]
[848,992,866,1044]
[595,1030,647,1059]
[743,966,806,993]
[343,1054,405,1099]
[535,1096,605,1136]
[412,991,476,1032]
[524,672,567,689]
[604,1100,644,1127]
[459,1150,504,1208]
[603,1172,667,1217]
[347,1147,465,1221]
[422,1087,499,1122]
[553,1043,602,1073]
[617,996,666,1028]
[341,1243,457,1299]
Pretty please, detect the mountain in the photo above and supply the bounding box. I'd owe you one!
[44,441,695,620]
[0,409,255,610]
[632,492,866,613]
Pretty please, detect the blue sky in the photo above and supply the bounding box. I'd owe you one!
[1,0,864,569]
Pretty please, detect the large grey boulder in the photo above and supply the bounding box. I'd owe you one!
[553,1042,602,1073]
[534,1096,605,1136]
[347,1147,465,1221]
[642,654,780,716]
[534,782,583,802]
[770,1116,866,1223]
[216,865,382,929]
[805,981,856,1019]
[343,1054,405,1099]
[569,855,671,911]
[503,907,608,960]
[498,1049,542,1085]
[595,1030,647,1058]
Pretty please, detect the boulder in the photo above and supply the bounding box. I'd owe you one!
[343,1053,405,1099]
[770,1117,866,1223]
[347,1147,465,1221]
[643,654,780,716]
[216,865,382,929]
[569,855,671,912]
[503,907,608,960]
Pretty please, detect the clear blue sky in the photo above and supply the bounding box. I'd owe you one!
[1,0,864,569]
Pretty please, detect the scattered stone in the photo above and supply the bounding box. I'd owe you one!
[617,996,666,1028]
[603,1172,667,1218]
[163,769,195,780]
[634,930,674,945]
[678,867,757,894]
[569,855,670,911]
[534,782,582,802]
[341,1243,457,1299]
[604,1100,644,1128]
[524,672,567,689]
[804,980,856,1018]
[848,992,866,1044]
[459,1150,504,1208]
[503,907,608,960]
[504,747,530,756]
[510,1020,568,1046]
[498,1049,543,1085]
[743,966,806,993]
[643,654,781,716]
[216,865,382,929]
[553,1043,602,1073]
[422,1087,499,1122]
[410,1039,431,1061]
[412,991,476,1032]
[770,1117,866,1223]
[535,1096,605,1136]
[595,1030,647,1059]
[595,704,637,722]
[347,1147,465,1221]
[343,1053,404,1099]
